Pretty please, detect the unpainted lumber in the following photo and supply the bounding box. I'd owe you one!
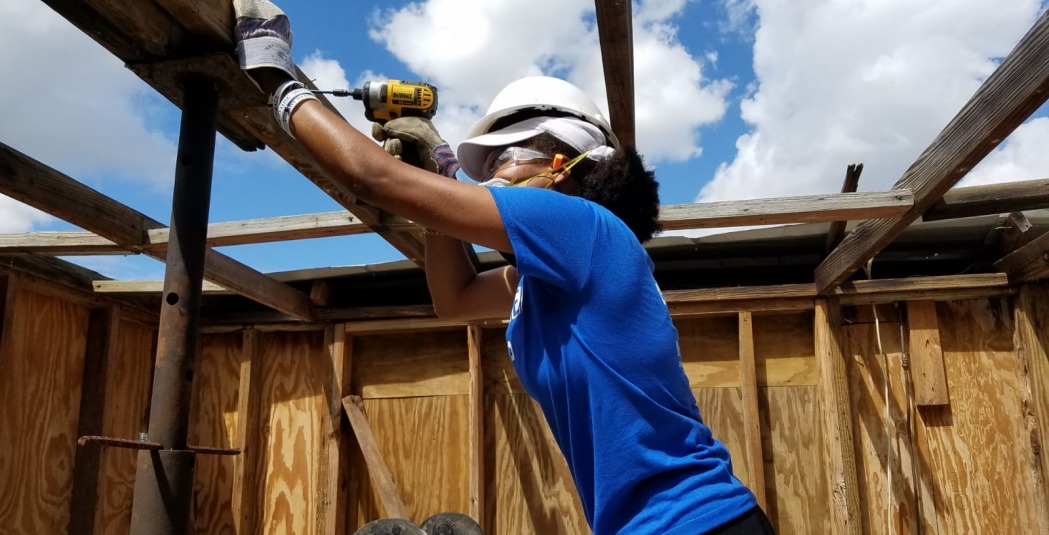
[817,11,1049,292]
[906,301,950,406]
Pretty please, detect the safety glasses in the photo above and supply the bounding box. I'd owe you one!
[482,147,552,180]
[486,148,595,188]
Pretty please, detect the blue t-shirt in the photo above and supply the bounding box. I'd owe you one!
[489,187,756,534]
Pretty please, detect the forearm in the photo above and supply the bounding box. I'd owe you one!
[425,234,477,317]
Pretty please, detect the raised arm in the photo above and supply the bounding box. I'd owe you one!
[233,0,516,318]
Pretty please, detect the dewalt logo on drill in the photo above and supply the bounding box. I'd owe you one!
[391,87,419,106]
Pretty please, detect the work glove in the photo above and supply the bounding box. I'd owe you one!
[371,118,460,178]
[233,0,296,85]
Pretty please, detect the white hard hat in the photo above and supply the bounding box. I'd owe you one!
[465,76,620,149]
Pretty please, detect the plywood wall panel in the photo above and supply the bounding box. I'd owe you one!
[354,396,470,526]
[354,330,469,398]
[486,394,587,535]
[93,320,154,535]
[762,386,828,535]
[693,387,747,485]
[0,289,88,533]
[754,314,818,386]
[841,319,920,535]
[188,333,244,534]
[915,299,1042,534]
[257,330,335,535]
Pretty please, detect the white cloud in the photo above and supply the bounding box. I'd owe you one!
[962,117,1049,186]
[367,0,731,163]
[0,0,177,193]
[301,53,388,139]
[0,195,52,233]
[698,0,1048,205]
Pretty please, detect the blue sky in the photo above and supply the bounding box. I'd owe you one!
[2,0,1048,282]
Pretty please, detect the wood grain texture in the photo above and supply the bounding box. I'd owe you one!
[693,388,747,485]
[353,330,469,398]
[841,318,921,535]
[188,333,243,534]
[93,320,154,535]
[816,11,1049,292]
[737,313,767,509]
[924,178,1049,221]
[354,396,469,525]
[0,143,314,320]
[486,394,587,535]
[322,325,352,535]
[232,330,263,535]
[0,289,89,534]
[814,300,862,535]
[995,229,1049,283]
[467,325,485,525]
[914,299,1046,534]
[762,387,828,535]
[1014,285,1049,534]
[906,301,950,406]
[826,164,864,253]
[69,307,119,534]
[659,189,913,231]
[594,0,635,148]
[345,395,408,521]
[257,330,332,534]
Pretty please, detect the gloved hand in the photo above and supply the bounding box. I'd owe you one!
[233,0,296,86]
[371,118,459,178]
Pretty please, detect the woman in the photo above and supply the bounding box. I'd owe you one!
[234,2,772,533]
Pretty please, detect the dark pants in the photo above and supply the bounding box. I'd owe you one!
[704,506,776,534]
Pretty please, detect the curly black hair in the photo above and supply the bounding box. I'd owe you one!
[524,133,662,243]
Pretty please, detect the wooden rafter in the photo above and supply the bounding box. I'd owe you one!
[826,164,864,253]
[595,0,636,148]
[41,0,426,266]
[815,11,1049,293]
[924,178,1049,221]
[0,142,313,321]
[995,230,1049,283]
[0,189,914,255]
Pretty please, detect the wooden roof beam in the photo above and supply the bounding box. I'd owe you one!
[42,0,426,265]
[995,230,1049,283]
[595,0,636,148]
[923,178,1049,221]
[0,142,314,321]
[815,11,1049,293]
[0,189,914,255]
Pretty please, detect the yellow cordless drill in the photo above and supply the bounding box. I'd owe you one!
[315,80,438,124]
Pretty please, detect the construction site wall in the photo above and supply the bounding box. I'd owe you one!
[1,273,1048,534]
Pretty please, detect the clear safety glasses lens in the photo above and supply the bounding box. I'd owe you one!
[482,147,552,180]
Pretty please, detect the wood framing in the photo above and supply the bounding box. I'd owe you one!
[1015,284,1049,529]
[905,300,950,406]
[322,324,353,535]
[924,178,1049,221]
[231,330,263,535]
[826,164,863,253]
[342,395,409,519]
[995,230,1049,283]
[815,11,1049,292]
[595,0,635,148]
[737,312,767,509]
[814,300,862,535]
[0,188,915,257]
[0,142,313,320]
[41,0,427,265]
[658,190,913,231]
[467,325,485,525]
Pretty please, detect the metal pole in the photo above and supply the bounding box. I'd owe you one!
[130,75,218,535]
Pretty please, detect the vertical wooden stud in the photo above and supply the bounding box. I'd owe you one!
[467,325,485,526]
[906,301,950,406]
[321,323,353,535]
[69,306,120,534]
[232,329,262,535]
[0,274,16,364]
[1014,286,1049,533]
[814,299,862,535]
[737,312,767,510]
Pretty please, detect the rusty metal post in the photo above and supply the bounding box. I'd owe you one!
[130,75,218,535]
